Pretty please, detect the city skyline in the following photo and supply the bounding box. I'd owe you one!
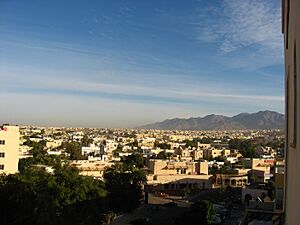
[0,0,284,128]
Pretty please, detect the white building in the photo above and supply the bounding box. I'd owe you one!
[81,144,101,156]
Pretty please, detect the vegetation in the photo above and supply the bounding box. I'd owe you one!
[6,138,148,225]
[154,142,171,149]
[174,200,215,225]
[61,141,87,160]
[0,165,107,225]
[229,139,257,158]
[210,164,236,175]
[151,151,172,160]
[19,140,62,173]
[81,134,93,147]
[122,153,146,168]
[104,163,147,213]
[184,139,198,148]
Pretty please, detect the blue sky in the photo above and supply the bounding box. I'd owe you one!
[0,0,284,128]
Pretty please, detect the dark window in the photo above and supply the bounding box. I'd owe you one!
[286,0,290,49]
[0,152,5,158]
[286,66,290,149]
[0,165,4,170]
[291,42,298,148]
[0,140,5,145]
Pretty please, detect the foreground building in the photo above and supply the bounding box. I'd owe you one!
[283,0,300,224]
[0,125,20,174]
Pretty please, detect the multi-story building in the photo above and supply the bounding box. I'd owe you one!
[147,159,212,192]
[0,125,20,174]
[283,0,300,223]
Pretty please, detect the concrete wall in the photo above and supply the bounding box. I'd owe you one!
[283,0,300,223]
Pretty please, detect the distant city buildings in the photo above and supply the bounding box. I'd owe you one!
[0,121,288,224]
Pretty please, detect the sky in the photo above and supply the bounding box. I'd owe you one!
[0,0,284,128]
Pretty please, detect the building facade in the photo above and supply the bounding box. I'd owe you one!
[0,125,20,174]
[283,0,300,223]
[147,159,212,192]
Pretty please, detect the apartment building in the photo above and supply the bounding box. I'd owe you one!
[0,125,20,174]
[148,159,208,175]
[283,0,300,223]
[147,159,212,191]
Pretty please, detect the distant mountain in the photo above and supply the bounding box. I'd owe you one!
[137,111,284,130]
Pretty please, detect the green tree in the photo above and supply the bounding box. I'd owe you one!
[19,139,62,173]
[123,153,145,169]
[62,142,87,160]
[174,200,215,225]
[81,134,93,147]
[152,151,172,160]
[24,140,47,158]
[184,140,198,148]
[0,165,107,225]
[104,163,147,213]
[155,142,171,149]
[229,139,257,158]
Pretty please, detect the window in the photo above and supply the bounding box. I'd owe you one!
[285,0,290,49]
[0,165,4,170]
[286,66,290,149]
[0,140,5,145]
[291,42,298,148]
[0,152,4,158]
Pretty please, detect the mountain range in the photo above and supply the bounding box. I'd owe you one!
[137,111,285,130]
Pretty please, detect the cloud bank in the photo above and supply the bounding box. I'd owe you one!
[197,0,282,55]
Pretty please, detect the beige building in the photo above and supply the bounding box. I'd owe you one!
[0,125,20,174]
[148,159,208,176]
[203,148,230,159]
[147,159,212,191]
[214,174,248,188]
[283,0,300,224]
[191,149,204,160]
[70,160,113,179]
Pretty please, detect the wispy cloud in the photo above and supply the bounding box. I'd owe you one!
[1,72,284,104]
[196,0,282,54]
